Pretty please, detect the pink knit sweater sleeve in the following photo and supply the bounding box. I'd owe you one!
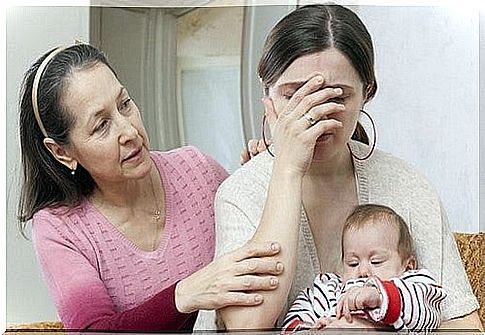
[32,212,196,331]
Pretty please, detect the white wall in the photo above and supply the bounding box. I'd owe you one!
[6,6,90,324]
[357,5,479,233]
[177,7,246,173]
[177,7,243,57]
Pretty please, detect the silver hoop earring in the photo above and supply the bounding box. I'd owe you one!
[261,114,275,157]
[348,110,376,161]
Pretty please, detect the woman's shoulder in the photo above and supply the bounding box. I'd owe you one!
[151,146,226,168]
[33,201,87,224]
[150,146,205,164]
[357,141,418,174]
[150,146,228,186]
[32,201,90,241]
[353,141,437,195]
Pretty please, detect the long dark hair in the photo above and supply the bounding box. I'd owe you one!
[18,44,116,234]
[258,4,378,144]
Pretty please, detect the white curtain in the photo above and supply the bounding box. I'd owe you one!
[143,9,181,150]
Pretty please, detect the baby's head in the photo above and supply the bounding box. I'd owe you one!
[341,204,417,282]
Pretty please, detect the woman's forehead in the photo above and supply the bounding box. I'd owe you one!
[63,64,122,110]
[275,48,361,90]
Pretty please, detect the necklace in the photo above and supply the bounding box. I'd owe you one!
[149,170,163,251]
[149,170,162,222]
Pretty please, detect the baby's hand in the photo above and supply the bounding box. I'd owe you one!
[312,317,333,329]
[336,286,381,322]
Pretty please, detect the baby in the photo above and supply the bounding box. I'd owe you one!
[282,204,446,333]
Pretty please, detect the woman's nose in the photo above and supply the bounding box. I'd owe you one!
[118,116,138,143]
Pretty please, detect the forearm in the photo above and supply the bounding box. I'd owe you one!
[220,164,303,329]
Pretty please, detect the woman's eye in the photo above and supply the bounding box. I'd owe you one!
[347,262,359,268]
[120,98,132,111]
[94,120,109,133]
[371,260,383,265]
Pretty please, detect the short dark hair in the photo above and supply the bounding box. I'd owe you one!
[341,204,415,264]
[18,44,116,234]
[258,4,377,144]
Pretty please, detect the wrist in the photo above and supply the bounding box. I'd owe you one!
[365,277,401,325]
[272,161,306,180]
[371,286,382,307]
[364,277,387,322]
[175,279,193,314]
[365,282,382,307]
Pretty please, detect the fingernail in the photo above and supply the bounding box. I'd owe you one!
[315,76,323,84]
[270,278,278,286]
[276,262,284,272]
[254,295,263,303]
[334,88,342,94]
[271,242,279,251]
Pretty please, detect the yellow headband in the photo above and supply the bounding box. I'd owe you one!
[31,44,76,138]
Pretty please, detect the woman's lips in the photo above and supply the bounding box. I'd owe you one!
[123,147,142,163]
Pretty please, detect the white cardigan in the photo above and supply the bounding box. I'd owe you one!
[195,141,478,330]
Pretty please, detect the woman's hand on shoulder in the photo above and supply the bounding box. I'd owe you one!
[240,139,269,165]
[175,241,284,313]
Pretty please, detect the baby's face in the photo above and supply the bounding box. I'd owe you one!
[342,220,409,282]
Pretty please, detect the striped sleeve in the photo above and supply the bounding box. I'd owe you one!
[281,273,341,333]
[366,269,447,333]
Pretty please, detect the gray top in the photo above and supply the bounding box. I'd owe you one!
[194,141,478,330]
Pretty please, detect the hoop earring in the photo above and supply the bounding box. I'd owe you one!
[348,110,376,161]
[261,114,275,157]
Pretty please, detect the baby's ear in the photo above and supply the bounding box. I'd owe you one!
[405,256,417,271]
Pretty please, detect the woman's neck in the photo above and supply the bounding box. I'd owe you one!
[90,162,157,210]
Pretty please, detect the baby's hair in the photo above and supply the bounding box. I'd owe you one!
[341,204,415,265]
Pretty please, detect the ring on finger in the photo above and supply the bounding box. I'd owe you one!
[303,112,317,126]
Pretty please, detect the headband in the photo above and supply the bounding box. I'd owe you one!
[31,44,76,138]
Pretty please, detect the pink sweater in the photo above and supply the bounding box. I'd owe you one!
[32,146,228,331]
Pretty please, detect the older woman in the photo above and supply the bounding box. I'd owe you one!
[17,43,284,331]
[196,3,482,331]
